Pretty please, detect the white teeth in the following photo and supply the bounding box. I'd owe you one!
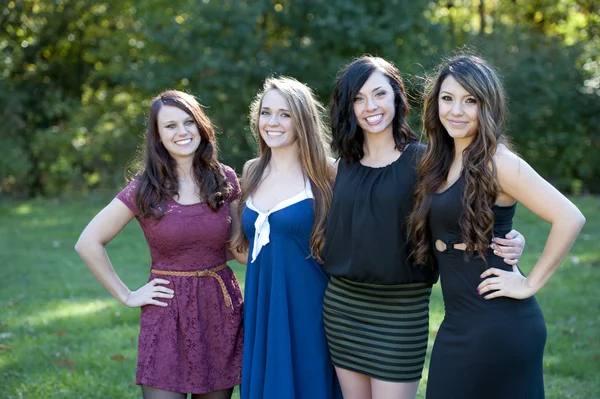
[366,115,383,123]
[267,131,284,137]
[175,138,192,145]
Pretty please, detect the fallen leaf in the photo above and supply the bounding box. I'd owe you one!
[57,330,67,336]
[0,344,11,351]
[110,354,125,361]
[55,358,76,371]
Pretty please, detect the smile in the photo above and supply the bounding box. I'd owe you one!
[175,138,192,145]
[266,131,284,137]
[365,114,383,124]
[448,120,468,126]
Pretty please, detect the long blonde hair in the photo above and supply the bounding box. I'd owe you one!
[232,76,335,262]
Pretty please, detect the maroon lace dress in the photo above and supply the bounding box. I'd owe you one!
[116,164,243,394]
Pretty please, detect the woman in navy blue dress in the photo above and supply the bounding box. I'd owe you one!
[231,77,342,399]
[408,55,585,398]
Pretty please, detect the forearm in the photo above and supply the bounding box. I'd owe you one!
[228,247,248,265]
[527,213,585,293]
[75,241,131,304]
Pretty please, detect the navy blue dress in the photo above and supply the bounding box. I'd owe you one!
[241,184,342,399]
[426,175,547,399]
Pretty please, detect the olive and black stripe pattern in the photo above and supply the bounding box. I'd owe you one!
[323,277,432,382]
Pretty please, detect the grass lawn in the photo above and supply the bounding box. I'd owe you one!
[1,193,598,398]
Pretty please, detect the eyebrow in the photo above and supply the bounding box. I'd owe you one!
[261,106,291,112]
[160,117,193,125]
[440,90,473,97]
[357,86,385,95]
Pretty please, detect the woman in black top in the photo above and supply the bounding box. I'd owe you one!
[409,55,585,398]
[321,56,526,399]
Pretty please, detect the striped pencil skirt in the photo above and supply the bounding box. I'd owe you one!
[323,276,432,382]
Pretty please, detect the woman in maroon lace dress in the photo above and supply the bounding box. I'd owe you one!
[75,90,243,399]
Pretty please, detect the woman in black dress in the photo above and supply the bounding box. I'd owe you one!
[321,55,527,399]
[409,55,585,399]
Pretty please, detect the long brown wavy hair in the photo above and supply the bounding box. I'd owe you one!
[330,55,418,163]
[132,90,231,218]
[409,55,511,266]
[231,77,335,262]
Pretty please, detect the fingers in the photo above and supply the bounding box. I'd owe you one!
[503,258,519,265]
[504,229,519,239]
[149,299,168,307]
[483,290,503,300]
[477,275,500,294]
[153,285,175,295]
[151,278,171,285]
[480,268,501,279]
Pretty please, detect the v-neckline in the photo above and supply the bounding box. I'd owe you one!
[247,181,313,214]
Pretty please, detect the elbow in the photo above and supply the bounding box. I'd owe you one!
[74,238,84,254]
[74,235,92,256]
[577,212,586,231]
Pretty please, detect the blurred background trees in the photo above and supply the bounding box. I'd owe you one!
[1,0,598,197]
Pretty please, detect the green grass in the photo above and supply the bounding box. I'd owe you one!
[1,194,598,398]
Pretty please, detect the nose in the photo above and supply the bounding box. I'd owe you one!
[451,101,464,116]
[177,123,188,135]
[366,96,378,112]
[268,114,280,126]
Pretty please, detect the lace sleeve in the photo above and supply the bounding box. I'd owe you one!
[222,164,241,202]
[115,179,140,216]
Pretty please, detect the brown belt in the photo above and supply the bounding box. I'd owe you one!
[150,264,232,307]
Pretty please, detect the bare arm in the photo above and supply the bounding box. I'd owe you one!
[478,147,585,299]
[227,159,258,266]
[75,199,174,307]
[229,199,248,265]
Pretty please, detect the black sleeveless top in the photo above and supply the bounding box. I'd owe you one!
[322,142,438,285]
[429,173,517,259]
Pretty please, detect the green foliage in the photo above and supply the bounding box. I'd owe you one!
[0,0,598,197]
[0,195,598,398]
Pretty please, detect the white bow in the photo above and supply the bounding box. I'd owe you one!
[247,181,313,263]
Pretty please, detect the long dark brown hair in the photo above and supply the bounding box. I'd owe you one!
[132,90,231,218]
[231,77,335,262]
[409,55,510,266]
[330,56,418,163]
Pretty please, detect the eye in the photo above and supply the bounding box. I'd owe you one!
[260,110,270,116]
[354,96,364,103]
[165,123,175,129]
[280,112,291,118]
[375,91,386,97]
[184,119,195,125]
[440,95,452,102]
[466,97,477,104]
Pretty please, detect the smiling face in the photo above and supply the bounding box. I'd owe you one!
[156,105,201,160]
[258,89,297,150]
[438,75,479,144]
[352,71,396,138]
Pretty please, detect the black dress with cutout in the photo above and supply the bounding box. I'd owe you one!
[426,175,546,399]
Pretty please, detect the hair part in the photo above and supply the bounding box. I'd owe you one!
[231,77,335,262]
[132,90,231,218]
[330,55,418,163]
[409,55,512,266]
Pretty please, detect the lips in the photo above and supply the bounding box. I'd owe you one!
[266,131,284,137]
[447,119,468,126]
[365,114,383,124]
[175,138,192,145]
